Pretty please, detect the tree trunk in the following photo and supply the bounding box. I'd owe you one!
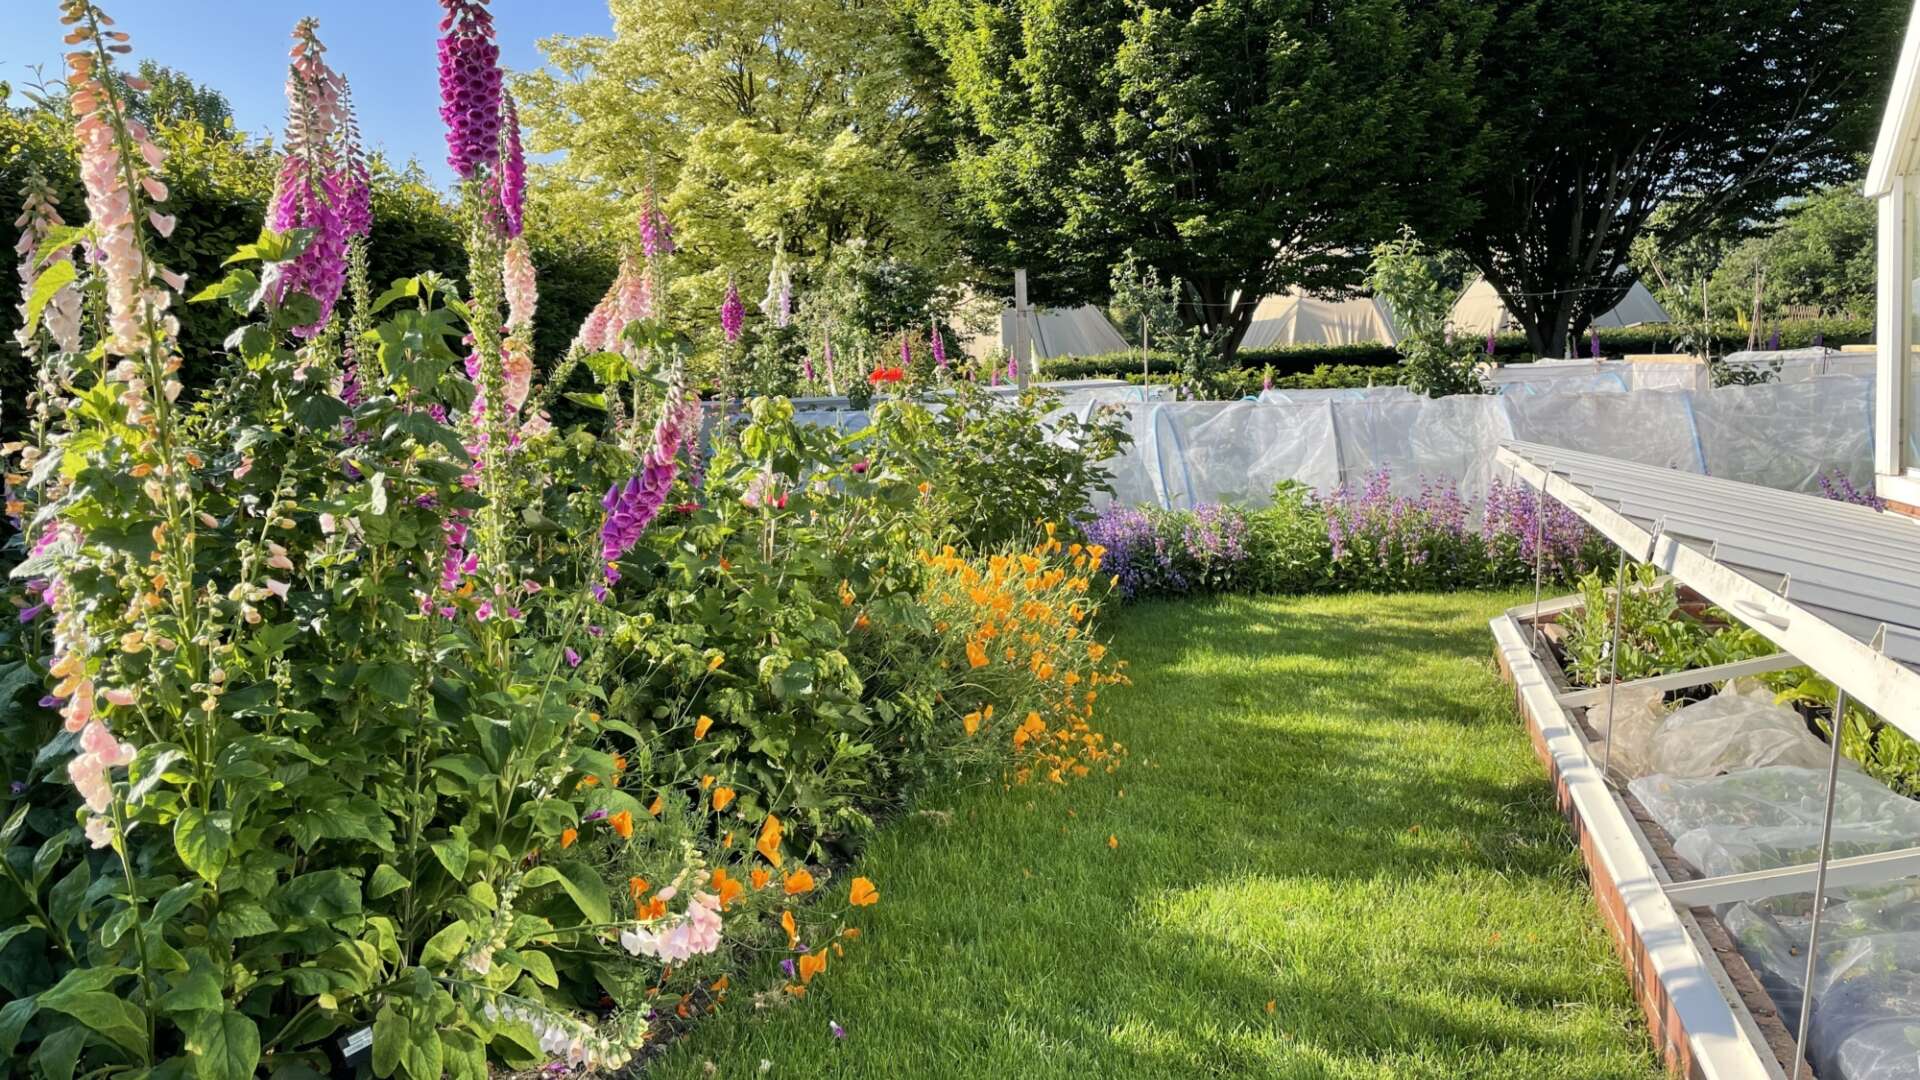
[1179,276,1259,367]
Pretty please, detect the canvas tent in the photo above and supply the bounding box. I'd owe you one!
[1448,278,1671,336]
[961,304,1131,361]
[1239,288,1401,349]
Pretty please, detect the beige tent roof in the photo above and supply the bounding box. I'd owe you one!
[1241,289,1400,349]
[961,304,1132,361]
[1449,278,1671,336]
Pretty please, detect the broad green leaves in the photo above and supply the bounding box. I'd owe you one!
[174,808,233,884]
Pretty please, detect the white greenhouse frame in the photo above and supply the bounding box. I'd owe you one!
[1866,0,1920,508]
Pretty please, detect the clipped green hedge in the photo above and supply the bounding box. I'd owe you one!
[1037,316,1877,386]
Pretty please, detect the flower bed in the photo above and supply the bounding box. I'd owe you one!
[0,4,1131,1076]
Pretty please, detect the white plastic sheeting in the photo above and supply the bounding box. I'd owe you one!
[1631,765,1920,1080]
[1099,376,1877,510]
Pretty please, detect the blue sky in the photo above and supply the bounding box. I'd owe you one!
[0,2,612,188]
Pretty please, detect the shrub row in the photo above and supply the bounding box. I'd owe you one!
[1037,316,1877,385]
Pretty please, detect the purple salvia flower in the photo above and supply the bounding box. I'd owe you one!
[436,0,502,180]
[1485,329,1497,357]
[1588,328,1602,358]
[720,281,744,343]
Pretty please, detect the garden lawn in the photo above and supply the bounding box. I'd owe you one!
[649,592,1661,1079]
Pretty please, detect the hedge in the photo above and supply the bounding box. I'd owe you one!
[1037,316,1877,386]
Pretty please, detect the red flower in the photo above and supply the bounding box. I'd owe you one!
[868,366,904,385]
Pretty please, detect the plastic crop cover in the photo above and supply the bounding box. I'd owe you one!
[1583,684,1667,780]
[1718,890,1920,1080]
[1256,386,1413,405]
[1631,768,1920,862]
[1330,395,1515,499]
[1691,377,1876,492]
[1644,679,1848,779]
[1506,389,1708,472]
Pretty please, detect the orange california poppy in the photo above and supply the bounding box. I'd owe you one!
[757,814,784,867]
[1107,834,1119,849]
[751,868,771,890]
[708,653,725,671]
[694,714,714,740]
[648,795,665,817]
[966,639,988,669]
[780,909,798,947]
[712,786,736,812]
[711,868,745,910]
[963,711,981,736]
[560,827,577,849]
[783,869,815,896]
[629,876,649,901]
[608,810,634,840]
[797,950,828,984]
[849,877,879,907]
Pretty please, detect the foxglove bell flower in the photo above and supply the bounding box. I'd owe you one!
[638,184,674,258]
[504,236,537,332]
[599,364,699,581]
[269,19,355,337]
[13,174,83,354]
[486,90,525,238]
[720,281,744,343]
[931,324,947,369]
[437,0,502,180]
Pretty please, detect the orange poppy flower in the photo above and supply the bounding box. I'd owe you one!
[700,774,716,791]
[751,868,771,890]
[783,869,815,896]
[842,927,861,939]
[712,786,736,812]
[694,714,714,740]
[1107,834,1118,849]
[708,653,725,671]
[798,950,828,984]
[608,810,634,840]
[560,827,578,849]
[757,814,784,867]
[849,877,879,907]
[629,876,649,901]
[966,639,988,669]
[648,795,665,817]
[711,868,745,910]
[963,711,981,736]
[780,909,798,947]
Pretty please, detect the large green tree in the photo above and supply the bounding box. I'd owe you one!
[907,0,1484,360]
[516,0,953,317]
[1434,0,1901,359]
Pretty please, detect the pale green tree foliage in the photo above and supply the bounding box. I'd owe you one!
[515,0,955,328]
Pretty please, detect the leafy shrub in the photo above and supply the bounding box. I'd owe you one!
[869,382,1130,548]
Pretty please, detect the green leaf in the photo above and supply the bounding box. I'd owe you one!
[522,860,611,924]
[418,921,470,969]
[582,350,631,386]
[372,1003,404,1078]
[428,835,469,880]
[215,901,278,938]
[515,949,559,988]
[0,996,37,1059]
[279,869,362,922]
[368,864,410,900]
[174,808,233,884]
[32,1023,88,1080]
[224,226,310,266]
[360,662,415,704]
[427,754,491,788]
[161,965,224,1015]
[21,258,76,341]
[184,1008,260,1080]
[41,991,147,1055]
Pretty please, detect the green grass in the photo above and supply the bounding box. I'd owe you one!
[647,592,1661,1079]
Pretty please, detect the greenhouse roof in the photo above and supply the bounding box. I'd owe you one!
[1495,441,1920,737]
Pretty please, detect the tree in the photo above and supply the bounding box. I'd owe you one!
[906,0,1484,363]
[1428,0,1902,360]
[1707,178,1876,321]
[120,60,234,131]
[515,0,953,326]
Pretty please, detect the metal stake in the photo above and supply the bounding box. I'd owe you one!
[1601,546,1628,781]
[1791,689,1851,1080]
[1530,476,1550,652]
